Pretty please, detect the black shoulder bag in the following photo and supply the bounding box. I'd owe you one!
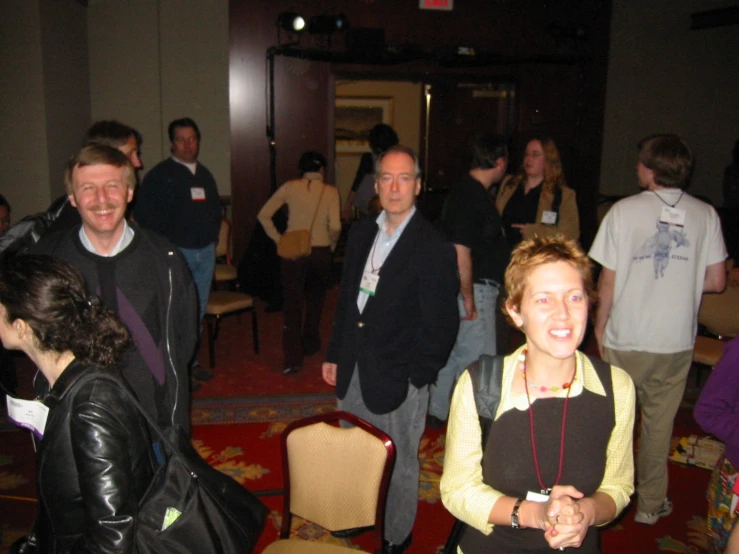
[89,373,268,554]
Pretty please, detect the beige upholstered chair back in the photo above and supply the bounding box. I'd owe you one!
[698,284,739,338]
[286,421,388,531]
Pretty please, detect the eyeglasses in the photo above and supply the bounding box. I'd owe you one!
[377,173,417,186]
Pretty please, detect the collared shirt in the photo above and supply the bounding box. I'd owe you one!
[356,206,416,314]
[172,156,198,175]
[440,345,635,537]
[78,220,135,257]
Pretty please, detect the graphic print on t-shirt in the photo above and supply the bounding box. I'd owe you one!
[633,221,690,278]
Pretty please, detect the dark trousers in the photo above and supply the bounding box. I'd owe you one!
[281,247,331,368]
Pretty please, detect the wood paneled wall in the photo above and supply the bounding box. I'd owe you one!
[229,0,612,260]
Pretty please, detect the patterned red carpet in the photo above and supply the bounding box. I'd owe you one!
[0,284,719,552]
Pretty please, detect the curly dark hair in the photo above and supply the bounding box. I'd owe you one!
[0,255,131,367]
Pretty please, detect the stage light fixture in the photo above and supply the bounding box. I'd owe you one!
[308,14,349,35]
[277,12,306,33]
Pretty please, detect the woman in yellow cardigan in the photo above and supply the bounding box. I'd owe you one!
[496,137,579,248]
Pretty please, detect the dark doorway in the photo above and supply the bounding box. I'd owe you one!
[420,78,516,222]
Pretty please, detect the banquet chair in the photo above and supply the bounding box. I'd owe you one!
[693,276,739,386]
[213,217,238,289]
[204,290,259,368]
[262,411,396,554]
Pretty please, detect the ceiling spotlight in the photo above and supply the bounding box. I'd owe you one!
[308,14,349,35]
[277,12,306,33]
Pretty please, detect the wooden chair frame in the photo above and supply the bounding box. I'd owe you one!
[204,297,259,368]
[278,411,396,554]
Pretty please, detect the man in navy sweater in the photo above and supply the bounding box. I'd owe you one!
[134,118,222,384]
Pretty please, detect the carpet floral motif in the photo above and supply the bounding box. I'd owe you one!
[665,514,709,553]
[419,433,445,503]
[261,422,288,439]
[0,471,28,491]
[265,510,358,548]
[192,439,271,485]
[192,395,336,425]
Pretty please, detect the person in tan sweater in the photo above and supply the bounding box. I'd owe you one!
[258,151,341,375]
[496,137,580,248]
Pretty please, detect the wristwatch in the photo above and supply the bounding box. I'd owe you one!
[511,497,524,529]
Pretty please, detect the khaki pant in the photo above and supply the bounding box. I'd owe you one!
[604,348,693,514]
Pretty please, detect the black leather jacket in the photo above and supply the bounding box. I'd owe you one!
[15,360,155,553]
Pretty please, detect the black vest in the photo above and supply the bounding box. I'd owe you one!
[460,361,615,554]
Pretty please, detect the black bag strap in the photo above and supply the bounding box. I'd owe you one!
[443,353,504,553]
[467,353,505,451]
[73,372,188,469]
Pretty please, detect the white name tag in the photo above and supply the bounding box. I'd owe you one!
[541,210,557,225]
[190,187,206,201]
[360,271,380,296]
[526,490,550,503]
[659,206,686,226]
[6,396,49,439]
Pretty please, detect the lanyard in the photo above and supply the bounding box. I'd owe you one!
[522,349,577,494]
[653,190,684,209]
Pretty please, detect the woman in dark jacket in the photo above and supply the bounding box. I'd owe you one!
[1,255,154,554]
[496,137,580,248]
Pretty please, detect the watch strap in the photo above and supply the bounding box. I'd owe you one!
[511,497,524,529]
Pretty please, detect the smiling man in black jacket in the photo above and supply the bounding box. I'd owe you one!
[33,144,197,434]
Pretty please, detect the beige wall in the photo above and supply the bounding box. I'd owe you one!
[601,0,739,204]
[88,0,230,194]
[0,0,89,219]
[0,0,229,221]
[334,80,422,206]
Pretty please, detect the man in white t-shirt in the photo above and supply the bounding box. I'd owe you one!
[589,134,727,525]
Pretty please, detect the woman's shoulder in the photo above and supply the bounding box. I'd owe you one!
[280,177,305,190]
[560,185,576,198]
[68,367,132,409]
[604,362,635,395]
[498,175,518,195]
[322,183,340,197]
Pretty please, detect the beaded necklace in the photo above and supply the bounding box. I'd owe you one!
[519,348,577,393]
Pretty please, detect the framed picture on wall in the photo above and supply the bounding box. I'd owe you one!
[335,97,393,154]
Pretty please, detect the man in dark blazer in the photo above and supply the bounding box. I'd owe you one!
[322,146,459,553]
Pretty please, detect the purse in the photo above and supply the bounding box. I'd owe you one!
[91,373,268,554]
[277,229,311,260]
[277,183,325,260]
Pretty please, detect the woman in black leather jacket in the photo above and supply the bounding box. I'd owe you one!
[0,255,155,553]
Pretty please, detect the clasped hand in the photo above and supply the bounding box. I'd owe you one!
[538,486,591,550]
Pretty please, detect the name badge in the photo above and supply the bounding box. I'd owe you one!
[190,187,206,201]
[541,210,558,225]
[659,206,686,226]
[6,396,49,439]
[526,490,550,503]
[360,271,380,296]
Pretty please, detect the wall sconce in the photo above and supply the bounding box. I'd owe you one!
[277,12,306,33]
[276,11,306,45]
